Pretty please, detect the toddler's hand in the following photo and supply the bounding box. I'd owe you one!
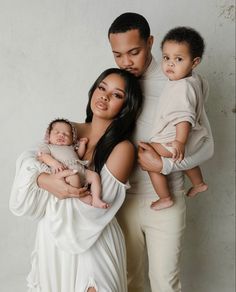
[170,140,185,162]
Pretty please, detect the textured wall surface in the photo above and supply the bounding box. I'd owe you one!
[0,0,235,291]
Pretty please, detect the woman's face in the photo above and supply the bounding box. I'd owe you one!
[91,73,126,120]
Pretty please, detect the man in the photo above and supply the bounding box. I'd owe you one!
[108,13,214,292]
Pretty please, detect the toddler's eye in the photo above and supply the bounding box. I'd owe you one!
[176,57,183,62]
[163,56,169,61]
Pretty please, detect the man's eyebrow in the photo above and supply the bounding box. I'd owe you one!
[112,47,141,54]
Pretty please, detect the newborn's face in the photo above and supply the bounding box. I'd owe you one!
[49,122,73,146]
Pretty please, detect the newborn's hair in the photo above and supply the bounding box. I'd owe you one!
[44,118,78,144]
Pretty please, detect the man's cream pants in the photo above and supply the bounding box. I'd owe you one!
[117,190,186,292]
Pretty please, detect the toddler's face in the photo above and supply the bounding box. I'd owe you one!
[49,122,73,146]
[161,41,197,81]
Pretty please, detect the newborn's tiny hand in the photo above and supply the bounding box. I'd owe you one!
[79,137,89,144]
[51,161,66,173]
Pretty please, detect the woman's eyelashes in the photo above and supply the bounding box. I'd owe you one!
[98,85,105,91]
[112,92,124,99]
[98,85,124,99]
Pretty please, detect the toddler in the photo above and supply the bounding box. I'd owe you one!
[147,27,209,210]
[39,118,109,208]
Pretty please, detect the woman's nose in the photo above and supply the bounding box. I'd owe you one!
[101,95,109,101]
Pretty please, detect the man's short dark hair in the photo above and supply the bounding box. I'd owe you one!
[161,26,205,59]
[108,12,150,41]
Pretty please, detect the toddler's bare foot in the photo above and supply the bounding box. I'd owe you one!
[92,198,110,209]
[187,183,208,198]
[80,194,92,205]
[151,197,174,211]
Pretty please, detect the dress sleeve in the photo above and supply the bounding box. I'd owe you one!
[161,107,214,174]
[45,165,129,254]
[9,150,50,220]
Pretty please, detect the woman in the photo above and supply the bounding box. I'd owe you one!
[10,68,143,292]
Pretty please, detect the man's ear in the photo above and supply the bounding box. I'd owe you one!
[192,57,201,69]
[147,35,154,49]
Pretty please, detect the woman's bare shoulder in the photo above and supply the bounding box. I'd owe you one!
[111,140,135,156]
[106,140,135,183]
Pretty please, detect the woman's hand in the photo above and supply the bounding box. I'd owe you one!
[37,170,90,200]
[138,142,163,173]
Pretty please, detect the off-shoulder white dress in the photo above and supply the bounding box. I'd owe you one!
[10,151,128,292]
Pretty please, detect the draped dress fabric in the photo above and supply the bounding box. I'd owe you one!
[10,151,128,292]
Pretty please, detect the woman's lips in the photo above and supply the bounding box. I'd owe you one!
[95,101,108,110]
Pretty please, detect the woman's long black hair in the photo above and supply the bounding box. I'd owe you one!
[85,68,143,173]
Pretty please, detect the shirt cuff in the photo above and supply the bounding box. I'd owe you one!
[160,156,174,175]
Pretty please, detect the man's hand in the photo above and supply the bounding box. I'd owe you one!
[138,142,163,173]
[37,169,90,200]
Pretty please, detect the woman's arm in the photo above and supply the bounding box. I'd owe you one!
[37,170,90,199]
[106,140,135,183]
[9,150,50,219]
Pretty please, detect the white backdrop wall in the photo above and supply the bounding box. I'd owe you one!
[0,1,235,291]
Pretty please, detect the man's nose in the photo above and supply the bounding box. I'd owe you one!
[122,55,133,67]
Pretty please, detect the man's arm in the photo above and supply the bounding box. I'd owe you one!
[162,108,214,174]
[138,109,214,175]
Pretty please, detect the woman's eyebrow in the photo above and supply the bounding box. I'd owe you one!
[101,81,125,94]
